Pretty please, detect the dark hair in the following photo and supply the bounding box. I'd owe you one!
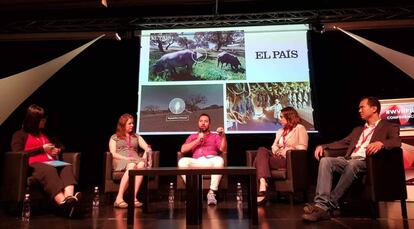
[281,107,300,130]
[23,104,46,135]
[198,113,211,122]
[116,113,136,139]
[362,96,381,114]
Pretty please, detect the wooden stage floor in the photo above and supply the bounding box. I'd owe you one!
[1,196,414,229]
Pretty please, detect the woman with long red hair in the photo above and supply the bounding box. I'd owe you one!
[109,113,152,208]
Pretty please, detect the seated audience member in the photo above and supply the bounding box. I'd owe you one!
[109,113,152,209]
[254,107,308,205]
[178,113,227,206]
[302,97,401,222]
[11,104,81,218]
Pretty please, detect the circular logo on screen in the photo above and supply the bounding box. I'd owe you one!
[169,98,186,114]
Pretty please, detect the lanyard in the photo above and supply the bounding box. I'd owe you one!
[127,135,132,157]
[282,128,289,147]
[354,125,376,152]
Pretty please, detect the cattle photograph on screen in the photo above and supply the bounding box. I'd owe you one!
[139,84,224,133]
[226,82,314,132]
[148,30,246,81]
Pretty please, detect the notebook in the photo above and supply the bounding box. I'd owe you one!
[43,160,71,167]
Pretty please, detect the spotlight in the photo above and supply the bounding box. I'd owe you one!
[114,30,135,41]
[312,22,325,34]
[115,32,122,41]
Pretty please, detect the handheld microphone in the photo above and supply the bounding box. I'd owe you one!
[198,131,204,142]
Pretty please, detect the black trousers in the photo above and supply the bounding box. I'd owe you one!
[30,162,77,198]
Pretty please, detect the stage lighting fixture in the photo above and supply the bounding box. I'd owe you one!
[312,21,325,34]
[115,32,122,41]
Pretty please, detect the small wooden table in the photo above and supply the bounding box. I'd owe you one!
[127,166,257,225]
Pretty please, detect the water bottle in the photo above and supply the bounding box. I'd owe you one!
[236,182,243,202]
[168,183,175,204]
[237,201,243,220]
[21,194,31,222]
[92,186,100,208]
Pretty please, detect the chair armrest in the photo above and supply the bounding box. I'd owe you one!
[245,150,257,166]
[366,147,407,201]
[2,151,29,202]
[286,150,307,188]
[323,148,347,157]
[220,151,228,166]
[104,152,113,180]
[61,152,81,181]
[151,151,160,168]
[177,151,191,160]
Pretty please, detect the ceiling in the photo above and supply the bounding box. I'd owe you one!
[0,0,413,40]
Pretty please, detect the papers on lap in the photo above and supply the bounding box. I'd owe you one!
[43,160,71,167]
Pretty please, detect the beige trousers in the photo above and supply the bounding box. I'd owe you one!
[178,156,224,191]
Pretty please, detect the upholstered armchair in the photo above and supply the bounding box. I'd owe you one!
[103,151,159,201]
[176,151,228,190]
[246,149,308,204]
[1,151,81,212]
[323,147,407,219]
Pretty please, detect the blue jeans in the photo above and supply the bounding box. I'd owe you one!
[314,157,367,210]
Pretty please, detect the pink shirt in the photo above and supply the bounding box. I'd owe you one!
[185,132,222,159]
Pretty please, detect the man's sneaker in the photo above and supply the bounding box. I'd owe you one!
[331,208,341,217]
[207,192,217,206]
[302,205,331,222]
[303,203,317,214]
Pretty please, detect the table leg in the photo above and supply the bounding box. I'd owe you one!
[198,174,202,222]
[142,175,149,213]
[127,170,135,225]
[249,173,258,225]
[186,174,201,225]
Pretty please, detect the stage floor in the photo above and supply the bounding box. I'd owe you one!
[1,196,414,229]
